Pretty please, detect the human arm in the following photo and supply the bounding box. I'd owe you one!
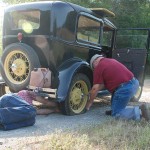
[35,96,57,107]
[86,83,104,110]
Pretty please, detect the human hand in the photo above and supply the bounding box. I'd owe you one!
[86,100,93,111]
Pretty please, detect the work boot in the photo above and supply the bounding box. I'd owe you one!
[140,103,150,121]
[105,110,112,116]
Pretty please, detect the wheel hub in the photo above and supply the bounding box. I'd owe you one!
[71,88,82,105]
[11,59,26,76]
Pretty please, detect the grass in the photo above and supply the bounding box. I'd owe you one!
[80,118,150,150]
[16,117,150,150]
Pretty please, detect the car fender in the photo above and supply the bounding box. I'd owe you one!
[57,59,92,102]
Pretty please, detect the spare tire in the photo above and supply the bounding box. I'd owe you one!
[0,43,40,92]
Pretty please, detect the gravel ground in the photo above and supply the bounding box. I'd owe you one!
[0,79,150,149]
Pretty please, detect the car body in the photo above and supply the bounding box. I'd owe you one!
[0,1,149,115]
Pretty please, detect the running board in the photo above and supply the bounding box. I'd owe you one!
[27,85,57,98]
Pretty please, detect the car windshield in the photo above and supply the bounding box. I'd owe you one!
[9,10,40,33]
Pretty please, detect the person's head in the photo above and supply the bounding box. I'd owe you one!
[90,54,103,69]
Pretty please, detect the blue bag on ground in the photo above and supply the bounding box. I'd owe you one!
[0,93,36,130]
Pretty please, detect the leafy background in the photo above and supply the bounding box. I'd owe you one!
[3,0,150,28]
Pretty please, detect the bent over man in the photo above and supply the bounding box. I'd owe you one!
[86,54,150,121]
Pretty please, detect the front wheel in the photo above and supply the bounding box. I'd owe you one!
[60,73,91,115]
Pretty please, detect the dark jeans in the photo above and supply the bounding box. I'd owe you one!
[0,93,36,130]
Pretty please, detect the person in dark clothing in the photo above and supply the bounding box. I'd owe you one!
[86,54,150,121]
[0,93,36,130]
[17,90,59,115]
[0,90,60,130]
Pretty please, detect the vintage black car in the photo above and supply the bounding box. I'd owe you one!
[0,1,149,115]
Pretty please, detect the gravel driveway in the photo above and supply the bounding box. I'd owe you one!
[0,79,150,149]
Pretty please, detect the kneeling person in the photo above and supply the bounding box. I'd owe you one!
[86,54,150,121]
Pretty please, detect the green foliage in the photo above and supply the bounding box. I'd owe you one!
[3,0,35,4]
[61,0,150,29]
[111,0,150,28]
[2,0,150,29]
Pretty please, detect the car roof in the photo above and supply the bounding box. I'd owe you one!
[4,1,114,18]
[4,1,116,30]
[4,1,53,12]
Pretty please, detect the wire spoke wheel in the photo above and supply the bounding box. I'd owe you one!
[69,80,88,113]
[60,73,91,115]
[4,50,30,84]
[0,43,40,92]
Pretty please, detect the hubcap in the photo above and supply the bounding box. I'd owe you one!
[11,59,27,76]
[4,50,30,84]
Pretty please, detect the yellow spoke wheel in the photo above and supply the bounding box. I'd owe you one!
[61,73,91,115]
[69,80,88,114]
[0,43,40,92]
[4,50,30,84]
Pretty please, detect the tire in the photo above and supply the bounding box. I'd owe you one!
[0,43,40,92]
[60,73,91,115]
[0,83,6,96]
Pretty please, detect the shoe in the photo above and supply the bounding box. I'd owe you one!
[105,110,112,115]
[140,104,150,121]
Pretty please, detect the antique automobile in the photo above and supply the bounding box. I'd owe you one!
[0,1,149,115]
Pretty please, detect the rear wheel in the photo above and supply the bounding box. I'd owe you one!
[0,43,40,92]
[60,73,91,115]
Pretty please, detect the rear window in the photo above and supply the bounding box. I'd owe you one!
[10,10,40,33]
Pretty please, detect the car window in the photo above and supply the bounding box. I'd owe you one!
[53,2,76,42]
[103,30,113,47]
[77,15,102,45]
[9,10,40,33]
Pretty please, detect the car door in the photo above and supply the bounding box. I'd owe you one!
[112,28,150,100]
